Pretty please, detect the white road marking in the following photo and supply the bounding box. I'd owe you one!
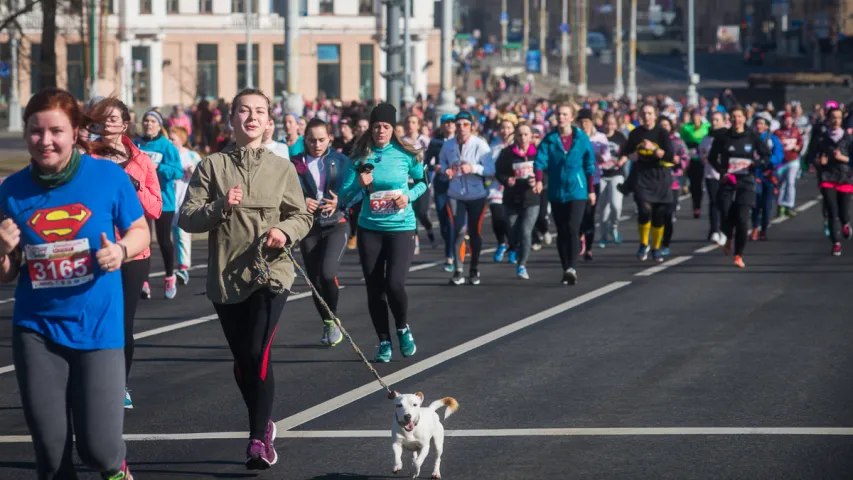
[148,264,208,279]
[275,281,632,432]
[634,255,693,277]
[694,244,720,254]
[6,426,853,443]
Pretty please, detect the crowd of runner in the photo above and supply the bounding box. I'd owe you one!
[2,83,850,478]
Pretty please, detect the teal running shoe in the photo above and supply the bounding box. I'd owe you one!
[124,387,133,410]
[397,326,417,358]
[374,341,392,363]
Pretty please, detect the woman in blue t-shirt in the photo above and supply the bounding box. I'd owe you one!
[0,88,150,479]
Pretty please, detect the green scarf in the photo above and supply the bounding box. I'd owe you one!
[30,149,82,190]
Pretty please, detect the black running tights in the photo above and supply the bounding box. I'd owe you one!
[121,257,149,381]
[821,187,852,243]
[357,228,415,342]
[551,200,586,271]
[155,212,175,277]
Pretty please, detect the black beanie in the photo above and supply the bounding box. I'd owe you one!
[369,103,397,126]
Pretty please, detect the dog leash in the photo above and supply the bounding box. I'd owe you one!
[253,233,396,400]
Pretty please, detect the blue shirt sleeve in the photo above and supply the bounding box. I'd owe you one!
[339,157,362,207]
[113,170,144,233]
[159,143,185,182]
[770,135,784,167]
[534,136,549,173]
[582,136,596,177]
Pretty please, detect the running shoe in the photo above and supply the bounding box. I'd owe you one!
[347,234,357,250]
[124,387,133,410]
[413,237,420,256]
[374,341,392,363]
[508,250,518,264]
[833,242,843,256]
[723,238,733,256]
[693,208,700,219]
[164,275,177,299]
[468,269,481,286]
[323,319,343,347]
[636,244,650,261]
[531,242,543,251]
[844,224,852,240]
[579,236,587,255]
[612,231,622,244]
[599,237,608,249]
[562,268,578,285]
[494,244,508,262]
[759,231,767,241]
[734,255,746,268]
[140,282,151,300]
[264,420,278,466]
[397,325,417,357]
[449,270,465,285]
[245,439,273,470]
[175,267,190,285]
[715,232,728,247]
[427,230,437,248]
[544,232,553,245]
[102,460,133,479]
[659,247,671,257]
[443,258,454,272]
[517,265,529,280]
[750,229,760,241]
[584,251,593,261]
[653,249,665,263]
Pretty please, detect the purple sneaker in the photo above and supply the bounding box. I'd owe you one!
[245,439,270,470]
[264,420,278,466]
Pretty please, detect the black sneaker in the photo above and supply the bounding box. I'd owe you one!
[468,269,481,285]
[449,270,465,285]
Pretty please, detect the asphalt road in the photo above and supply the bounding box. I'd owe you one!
[2,179,853,479]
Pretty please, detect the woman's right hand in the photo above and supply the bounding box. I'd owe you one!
[305,198,319,213]
[358,172,373,188]
[224,184,243,211]
[0,218,21,256]
[507,177,516,187]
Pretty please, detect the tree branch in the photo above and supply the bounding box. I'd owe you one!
[0,0,42,34]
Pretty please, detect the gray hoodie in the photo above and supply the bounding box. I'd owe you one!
[439,135,495,201]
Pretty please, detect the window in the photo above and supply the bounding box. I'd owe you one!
[272,0,285,16]
[359,0,372,15]
[139,0,152,14]
[273,44,286,100]
[199,0,213,13]
[66,44,85,100]
[319,0,333,14]
[30,43,42,95]
[0,44,10,104]
[233,0,259,13]
[168,0,179,13]
[359,44,374,100]
[237,43,259,89]
[316,44,340,99]
[107,0,115,14]
[197,44,218,99]
[131,46,150,105]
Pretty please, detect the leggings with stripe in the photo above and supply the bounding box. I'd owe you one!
[448,197,489,272]
[820,182,852,243]
[300,221,348,321]
[213,288,289,441]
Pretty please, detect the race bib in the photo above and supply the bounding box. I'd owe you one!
[25,238,94,289]
[728,157,753,173]
[369,190,403,215]
[783,138,798,150]
[512,161,534,179]
[146,151,163,165]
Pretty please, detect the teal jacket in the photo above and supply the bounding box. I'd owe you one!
[340,141,426,232]
[534,127,595,203]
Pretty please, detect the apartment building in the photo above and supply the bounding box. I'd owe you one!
[11,0,441,108]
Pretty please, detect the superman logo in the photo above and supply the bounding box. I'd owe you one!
[28,204,92,242]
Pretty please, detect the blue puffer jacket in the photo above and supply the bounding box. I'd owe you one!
[134,134,184,212]
[534,127,596,203]
[756,131,784,183]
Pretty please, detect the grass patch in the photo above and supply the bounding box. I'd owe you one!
[0,155,30,177]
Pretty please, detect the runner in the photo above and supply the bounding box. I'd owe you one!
[425,113,456,271]
[283,112,304,157]
[440,110,495,286]
[134,110,184,299]
[618,103,676,263]
[1,87,150,480]
[658,116,689,256]
[339,102,426,362]
[495,122,540,279]
[701,111,728,243]
[750,113,784,241]
[87,97,163,410]
[168,126,203,286]
[599,111,628,247]
[530,124,553,251]
[774,112,804,218]
[577,108,606,261]
[680,109,711,218]
[812,107,852,256]
[179,88,313,469]
[707,106,771,268]
[292,118,348,346]
[346,115,370,251]
[489,113,517,263]
[533,103,596,285]
[263,115,290,159]
[402,114,436,255]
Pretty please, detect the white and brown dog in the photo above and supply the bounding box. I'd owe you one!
[391,391,459,479]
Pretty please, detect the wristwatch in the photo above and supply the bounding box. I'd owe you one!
[118,242,128,262]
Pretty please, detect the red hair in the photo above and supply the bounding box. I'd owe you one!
[24,88,92,154]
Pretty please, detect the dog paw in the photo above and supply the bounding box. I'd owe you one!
[431,474,441,479]
[393,465,402,474]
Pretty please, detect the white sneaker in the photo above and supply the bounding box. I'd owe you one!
[715,232,727,247]
[543,232,553,245]
[710,232,721,245]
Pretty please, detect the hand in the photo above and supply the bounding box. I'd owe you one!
[305,197,319,213]
[96,233,125,272]
[643,139,656,151]
[358,172,373,188]
[445,168,455,179]
[588,192,597,206]
[264,228,288,249]
[224,184,243,211]
[393,193,409,209]
[0,218,20,256]
[820,154,829,166]
[320,191,338,214]
[460,163,473,174]
[533,181,543,194]
[834,149,843,160]
[507,177,516,187]
[434,163,443,173]
[527,177,536,187]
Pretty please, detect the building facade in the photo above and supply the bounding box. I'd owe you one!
[9,0,441,109]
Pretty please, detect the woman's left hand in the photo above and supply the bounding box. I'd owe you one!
[393,194,409,209]
[265,228,289,249]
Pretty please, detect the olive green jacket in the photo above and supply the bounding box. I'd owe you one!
[178,146,313,304]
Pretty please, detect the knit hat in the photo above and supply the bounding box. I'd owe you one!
[576,108,593,122]
[143,109,164,127]
[369,103,397,126]
[440,113,456,124]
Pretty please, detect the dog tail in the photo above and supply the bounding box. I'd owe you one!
[428,397,459,420]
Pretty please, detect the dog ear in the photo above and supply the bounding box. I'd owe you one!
[415,392,424,401]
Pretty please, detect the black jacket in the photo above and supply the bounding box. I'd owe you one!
[812,128,853,186]
[292,148,349,227]
[495,144,540,208]
[708,128,771,191]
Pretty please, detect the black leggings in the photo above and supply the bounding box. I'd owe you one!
[213,288,289,441]
[349,203,362,237]
[687,161,704,211]
[121,257,150,381]
[357,228,415,342]
[581,183,601,247]
[663,190,680,248]
[636,200,669,227]
[300,222,348,320]
[551,200,586,271]
[490,203,509,246]
[155,212,176,277]
[532,191,550,243]
[820,187,852,243]
[719,190,751,256]
[448,197,489,272]
[413,193,433,232]
[706,178,721,236]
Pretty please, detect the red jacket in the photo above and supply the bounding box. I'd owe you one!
[774,127,803,163]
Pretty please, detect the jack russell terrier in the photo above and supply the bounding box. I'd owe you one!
[391,391,459,479]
